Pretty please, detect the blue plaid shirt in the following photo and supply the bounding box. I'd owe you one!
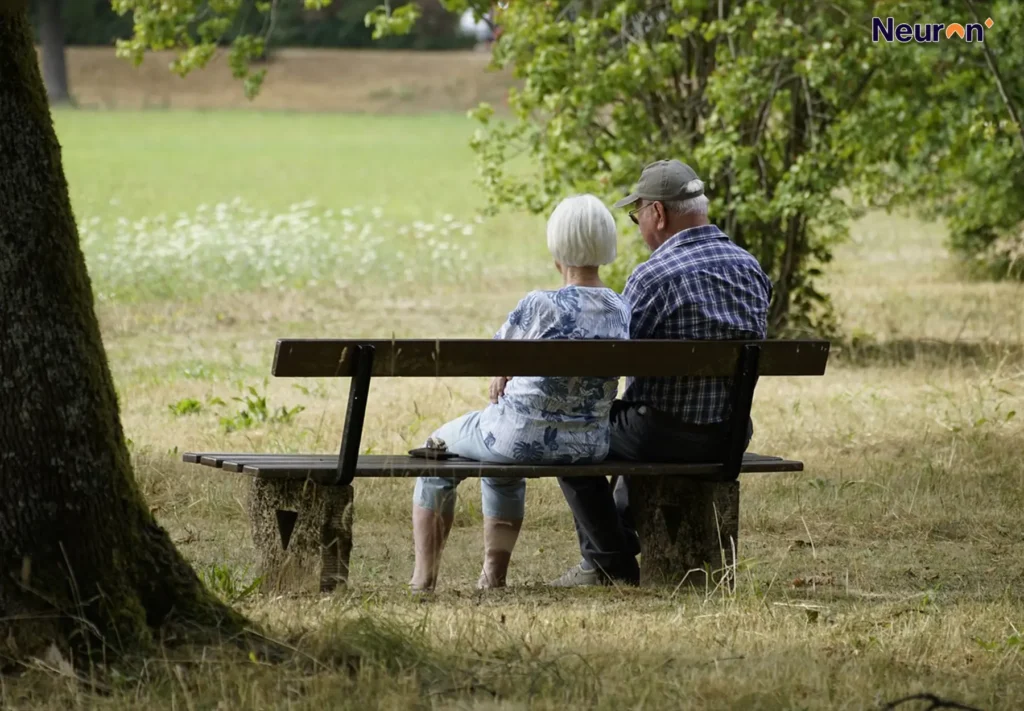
[622,224,772,425]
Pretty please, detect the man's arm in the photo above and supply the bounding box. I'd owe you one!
[623,269,663,339]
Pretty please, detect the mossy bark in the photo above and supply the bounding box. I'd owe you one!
[0,3,243,665]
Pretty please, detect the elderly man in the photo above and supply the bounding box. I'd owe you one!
[549,159,773,587]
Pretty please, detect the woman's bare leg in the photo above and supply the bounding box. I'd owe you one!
[477,516,523,589]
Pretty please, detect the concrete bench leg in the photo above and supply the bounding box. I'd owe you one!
[631,477,739,591]
[247,478,354,594]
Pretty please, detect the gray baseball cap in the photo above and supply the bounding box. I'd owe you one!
[613,159,704,208]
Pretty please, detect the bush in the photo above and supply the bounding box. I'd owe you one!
[462,1,875,338]
[945,165,1024,280]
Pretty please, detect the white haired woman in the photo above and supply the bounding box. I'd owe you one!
[409,194,630,592]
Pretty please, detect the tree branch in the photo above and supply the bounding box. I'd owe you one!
[752,62,787,146]
[717,0,736,58]
[803,77,818,146]
[962,0,1024,152]
[260,0,280,59]
[836,64,878,118]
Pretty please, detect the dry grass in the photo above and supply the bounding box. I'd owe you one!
[6,94,1024,708]
[10,212,1016,710]
[53,47,516,113]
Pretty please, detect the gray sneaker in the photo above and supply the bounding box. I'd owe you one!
[548,563,605,587]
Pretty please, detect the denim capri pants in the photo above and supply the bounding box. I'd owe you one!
[413,411,525,520]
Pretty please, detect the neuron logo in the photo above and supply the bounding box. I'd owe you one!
[871,16,994,43]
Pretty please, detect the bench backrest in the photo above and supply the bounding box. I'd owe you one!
[270,337,830,487]
[272,339,830,378]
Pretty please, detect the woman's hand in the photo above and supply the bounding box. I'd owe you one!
[489,376,512,404]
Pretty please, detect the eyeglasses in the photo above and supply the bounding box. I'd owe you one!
[628,201,656,225]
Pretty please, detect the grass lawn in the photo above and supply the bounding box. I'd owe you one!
[5,108,1023,709]
[57,110,490,219]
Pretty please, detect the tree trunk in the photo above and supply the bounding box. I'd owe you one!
[36,0,70,105]
[0,3,242,665]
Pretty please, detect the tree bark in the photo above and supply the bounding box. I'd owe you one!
[0,3,242,665]
[36,0,70,105]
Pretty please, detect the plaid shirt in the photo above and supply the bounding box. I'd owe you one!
[622,224,772,425]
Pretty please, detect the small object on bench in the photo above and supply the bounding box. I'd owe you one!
[408,437,460,460]
[182,338,829,593]
[408,448,461,461]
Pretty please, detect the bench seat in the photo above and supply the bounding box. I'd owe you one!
[183,451,803,484]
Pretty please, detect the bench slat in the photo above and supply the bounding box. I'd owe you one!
[271,339,830,378]
[182,451,802,484]
[183,452,238,464]
[198,453,329,468]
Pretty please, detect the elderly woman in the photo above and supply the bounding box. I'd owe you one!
[410,194,630,592]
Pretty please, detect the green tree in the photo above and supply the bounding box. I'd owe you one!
[848,0,1024,280]
[380,0,886,335]
[452,0,886,336]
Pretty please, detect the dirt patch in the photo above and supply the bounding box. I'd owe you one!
[57,46,518,113]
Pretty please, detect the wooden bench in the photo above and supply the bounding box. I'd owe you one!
[183,338,830,591]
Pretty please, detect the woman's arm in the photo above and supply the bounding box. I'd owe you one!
[494,293,532,340]
[489,292,536,401]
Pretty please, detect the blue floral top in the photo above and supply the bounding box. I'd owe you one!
[477,286,630,464]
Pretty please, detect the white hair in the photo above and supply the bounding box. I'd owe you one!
[663,179,709,216]
[546,194,617,267]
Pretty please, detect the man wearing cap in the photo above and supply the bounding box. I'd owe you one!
[549,159,773,587]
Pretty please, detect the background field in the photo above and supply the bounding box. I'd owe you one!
[5,49,1024,710]
[55,46,515,113]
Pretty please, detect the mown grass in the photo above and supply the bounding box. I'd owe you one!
[5,109,1023,709]
[54,110,492,219]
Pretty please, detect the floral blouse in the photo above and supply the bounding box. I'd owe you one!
[476,286,630,464]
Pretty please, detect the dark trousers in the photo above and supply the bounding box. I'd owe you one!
[557,401,752,582]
